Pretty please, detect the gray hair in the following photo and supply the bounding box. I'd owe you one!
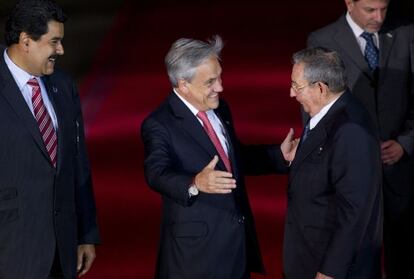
[292,47,347,93]
[165,35,223,87]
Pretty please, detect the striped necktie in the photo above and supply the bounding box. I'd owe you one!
[27,78,58,167]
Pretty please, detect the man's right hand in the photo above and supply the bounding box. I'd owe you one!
[194,156,236,194]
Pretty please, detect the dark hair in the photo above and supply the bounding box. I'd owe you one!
[4,0,67,46]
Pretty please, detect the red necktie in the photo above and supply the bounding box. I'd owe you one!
[28,78,58,167]
[197,111,232,172]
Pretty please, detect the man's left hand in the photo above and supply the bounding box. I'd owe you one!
[315,272,334,279]
[381,140,404,165]
[77,244,96,277]
[281,128,299,162]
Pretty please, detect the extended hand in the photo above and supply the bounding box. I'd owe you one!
[77,244,96,277]
[194,156,236,194]
[280,128,299,162]
[381,140,404,165]
[315,272,334,279]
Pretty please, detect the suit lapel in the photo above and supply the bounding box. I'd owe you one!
[334,16,374,80]
[168,93,228,171]
[378,29,394,80]
[0,57,51,162]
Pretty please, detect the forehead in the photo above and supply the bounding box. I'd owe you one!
[291,63,305,80]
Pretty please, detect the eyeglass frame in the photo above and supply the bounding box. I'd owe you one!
[290,81,328,93]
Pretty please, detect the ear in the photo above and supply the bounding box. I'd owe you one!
[19,32,31,51]
[344,0,354,12]
[177,79,189,95]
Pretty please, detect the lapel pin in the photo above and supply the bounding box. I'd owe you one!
[386,33,393,38]
[52,86,58,93]
[318,146,323,154]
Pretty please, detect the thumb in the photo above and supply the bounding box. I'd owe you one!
[284,128,294,142]
[205,155,219,169]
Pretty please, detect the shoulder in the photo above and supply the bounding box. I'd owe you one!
[331,93,377,139]
[309,16,345,39]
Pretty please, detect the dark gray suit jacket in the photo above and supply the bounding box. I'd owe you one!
[284,92,382,279]
[141,92,287,278]
[0,47,100,279]
[308,15,414,196]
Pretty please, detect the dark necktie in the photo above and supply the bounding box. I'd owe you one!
[361,32,379,71]
[301,121,310,143]
[28,78,58,167]
[197,111,232,172]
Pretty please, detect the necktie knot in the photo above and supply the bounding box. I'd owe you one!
[361,32,379,71]
[27,78,40,88]
[196,111,208,123]
[361,31,374,41]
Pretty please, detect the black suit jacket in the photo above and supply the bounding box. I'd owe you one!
[141,92,287,278]
[0,47,100,279]
[308,15,414,196]
[284,92,383,279]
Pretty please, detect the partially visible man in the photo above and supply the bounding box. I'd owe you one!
[308,1,414,277]
[284,47,382,279]
[141,35,297,278]
[0,0,100,278]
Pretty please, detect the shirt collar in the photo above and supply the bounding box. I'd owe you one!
[3,49,40,90]
[309,94,342,130]
[346,12,379,39]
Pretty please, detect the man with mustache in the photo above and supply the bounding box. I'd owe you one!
[307,0,414,277]
[141,35,298,278]
[0,0,100,278]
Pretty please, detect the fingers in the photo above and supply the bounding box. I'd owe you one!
[77,245,96,277]
[205,155,219,169]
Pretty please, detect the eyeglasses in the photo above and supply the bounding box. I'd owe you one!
[290,82,314,93]
[290,81,328,93]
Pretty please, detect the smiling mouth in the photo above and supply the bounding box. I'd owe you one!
[48,55,58,63]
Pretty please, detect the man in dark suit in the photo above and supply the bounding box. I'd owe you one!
[141,35,297,278]
[307,1,414,277]
[0,1,100,278]
[285,47,382,279]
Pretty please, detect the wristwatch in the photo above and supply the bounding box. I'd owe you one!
[188,184,199,197]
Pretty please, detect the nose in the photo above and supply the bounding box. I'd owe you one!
[214,78,223,92]
[373,10,385,22]
[56,42,64,55]
[290,87,297,97]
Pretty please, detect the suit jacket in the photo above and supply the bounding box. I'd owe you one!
[141,92,287,279]
[308,15,414,196]
[0,47,100,279]
[284,92,382,279]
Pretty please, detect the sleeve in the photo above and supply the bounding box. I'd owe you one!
[319,123,381,277]
[141,116,195,207]
[72,81,101,244]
